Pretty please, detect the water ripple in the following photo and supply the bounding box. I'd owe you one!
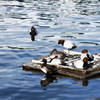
[0,0,100,100]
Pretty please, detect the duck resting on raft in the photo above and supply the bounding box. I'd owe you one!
[41,59,58,75]
[49,48,66,59]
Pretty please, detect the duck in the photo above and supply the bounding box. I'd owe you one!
[29,26,38,41]
[50,56,66,65]
[50,49,66,59]
[81,49,94,61]
[58,40,77,54]
[73,57,89,70]
[41,59,57,75]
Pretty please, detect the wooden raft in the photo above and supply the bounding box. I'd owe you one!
[22,50,100,79]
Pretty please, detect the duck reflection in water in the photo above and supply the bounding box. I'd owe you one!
[29,26,38,41]
[40,75,89,87]
[40,75,58,87]
[82,79,89,86]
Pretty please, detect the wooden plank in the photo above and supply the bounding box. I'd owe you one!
[22,50,100,79]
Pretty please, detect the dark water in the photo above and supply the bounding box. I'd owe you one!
[0,0,100,100]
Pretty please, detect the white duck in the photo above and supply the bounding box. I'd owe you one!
[58,40,77,54]
[73,57,89,70]
[81,49,94,61]
[50,56,66,65]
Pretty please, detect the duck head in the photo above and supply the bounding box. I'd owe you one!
[82,49,88,53]
[50,49,57,56]
[54,56,58,59]
[58,40,64,45]
[83,57,88,63]
[42,59,47,65]
[31,26,35,32]
[83,57,88,70]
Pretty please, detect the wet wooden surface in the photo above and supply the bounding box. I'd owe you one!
[22,50,100,79]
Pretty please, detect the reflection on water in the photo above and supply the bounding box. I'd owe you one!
[0,0,100,100]
[23,68,99,88]
[40,75,58,87]
[82,79,89,86]
[40,75,89,87]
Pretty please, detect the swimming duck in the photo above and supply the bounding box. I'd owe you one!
[29,26,38,41]
[81,49,94,61]
[58,40,77,54]
[50,49,66,59]
[50,56,66,65]
[41,59,57,75]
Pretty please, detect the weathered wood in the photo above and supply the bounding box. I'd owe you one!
[22,50,100,79]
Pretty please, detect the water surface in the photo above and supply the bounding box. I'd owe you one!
[0,0,100,100]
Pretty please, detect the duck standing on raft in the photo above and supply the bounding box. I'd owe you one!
[58,40,77,54]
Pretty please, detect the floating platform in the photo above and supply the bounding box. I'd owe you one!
[22,50,100,79]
